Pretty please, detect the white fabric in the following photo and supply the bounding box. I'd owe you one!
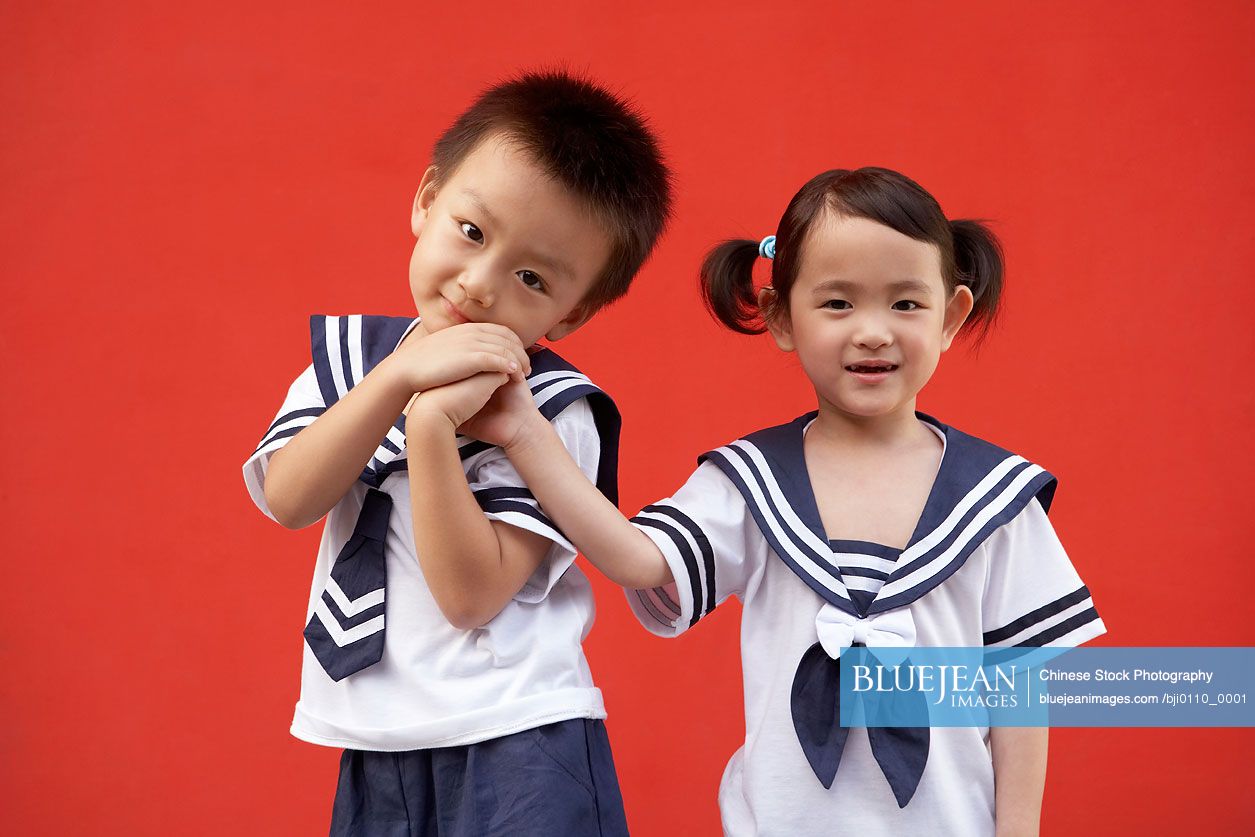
[244,360,607,751]
[814,604,916,667]
[628,460,1106,837]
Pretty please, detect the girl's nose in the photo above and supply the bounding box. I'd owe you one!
[853,317,893,350]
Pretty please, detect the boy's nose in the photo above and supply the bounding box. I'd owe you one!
[458,269,495,307]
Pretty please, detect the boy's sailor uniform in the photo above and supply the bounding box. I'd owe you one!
[244,315,621,752]
[628,412,1105,836]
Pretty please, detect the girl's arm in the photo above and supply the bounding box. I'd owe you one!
[990,726,1048,837]
[468,380,672,590]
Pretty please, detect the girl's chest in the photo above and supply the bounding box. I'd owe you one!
[808,448,942,549]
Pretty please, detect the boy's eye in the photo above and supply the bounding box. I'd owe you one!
[517,270,545,292]
[892,300,921,311]
[822,299,852,310]
[460,222,484,243]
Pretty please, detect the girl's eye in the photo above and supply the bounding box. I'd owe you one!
[459,222,484,243]
[517,270,545,292]
[822,299,852,310]
[892,300,921,311]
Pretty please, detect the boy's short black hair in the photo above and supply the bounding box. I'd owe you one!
[432,70,672,311]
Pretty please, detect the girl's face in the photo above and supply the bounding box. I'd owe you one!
[766,213,974,421]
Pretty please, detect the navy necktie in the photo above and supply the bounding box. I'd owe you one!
[303,489,391,681]
[791,641,930,807]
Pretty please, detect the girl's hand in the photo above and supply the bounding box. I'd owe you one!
[385,323,530,394]
[459,377,545,450]
[408,372,510,432]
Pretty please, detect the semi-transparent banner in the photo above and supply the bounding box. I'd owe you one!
[836,647,1255,727]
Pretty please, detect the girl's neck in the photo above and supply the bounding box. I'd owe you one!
[806,396,928,453]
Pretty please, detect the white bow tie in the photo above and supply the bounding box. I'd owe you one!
[814,603,917,667]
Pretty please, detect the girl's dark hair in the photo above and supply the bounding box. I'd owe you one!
[700,167,1004,340]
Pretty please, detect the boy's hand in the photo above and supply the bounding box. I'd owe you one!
[409,371,511,432]
[459,378,545,449]
[387,323,530,394]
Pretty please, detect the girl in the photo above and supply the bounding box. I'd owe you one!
[423,167,1106,835]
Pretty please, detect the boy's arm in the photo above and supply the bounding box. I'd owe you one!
[990,726,1048,837]
[263,323,529,529]
[265,357,415,528]
[406,373,554,629]
[461,379,671,590]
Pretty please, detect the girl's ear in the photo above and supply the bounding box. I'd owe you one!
[940,284,975,351]
[411,166,440,237]
[759,287,795,352]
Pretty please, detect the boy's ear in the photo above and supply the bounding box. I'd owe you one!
[940,284,975,351]
[411,166,440,237]
[760,287,795,352]
[545,303,596,342]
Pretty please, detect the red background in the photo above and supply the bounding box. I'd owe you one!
[3,1,1253,833]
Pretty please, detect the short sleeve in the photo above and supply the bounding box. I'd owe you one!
[981,498,1107,648]
[627,460,765,638]
[242,364,327,523]
[468,398,601,603]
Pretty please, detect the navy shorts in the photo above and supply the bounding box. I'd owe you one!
[329,718,629,837]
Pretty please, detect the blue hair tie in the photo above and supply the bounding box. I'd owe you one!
[758,235,776,260]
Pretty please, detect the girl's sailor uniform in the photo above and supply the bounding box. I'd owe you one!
[628,412,1105,836]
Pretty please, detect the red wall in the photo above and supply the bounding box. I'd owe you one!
[3,1,1252,833]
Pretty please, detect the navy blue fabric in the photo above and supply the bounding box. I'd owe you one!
[329,719,629,837]
[699,412,1057,617]
[526,348,622,506]
[304,489,390,682]
[307,316,621,497]
[790,642,929,807]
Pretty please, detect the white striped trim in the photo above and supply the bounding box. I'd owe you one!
[1041,615,1106,648]
[532,375,593,410]
[842,575,886,593]
[314,599,386,646]
[632,505,712,615]
[901,454,1026,563]
[986,597,1099,648]
[325,577,385,617]
[880,461,1045,599]
[255,429,306,458]
[633,588,677,629]
[346,314,364,386]
[324,316,348,398]
[831,552,897,574]
[723,441,851,604]
[528,370,587,389]
[368,425,409,471]
[481,509,572,551]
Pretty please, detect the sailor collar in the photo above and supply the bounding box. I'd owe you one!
[310,314,621,502]
[700,411,1056,618]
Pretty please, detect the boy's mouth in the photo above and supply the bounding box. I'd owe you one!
[441,297,474,325]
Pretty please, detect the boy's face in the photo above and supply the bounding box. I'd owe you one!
[408,134,612,347]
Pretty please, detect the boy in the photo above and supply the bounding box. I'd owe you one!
[243,71,671,836]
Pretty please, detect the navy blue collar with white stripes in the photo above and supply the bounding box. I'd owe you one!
[310,314,621,502]
[700,412,1056,618]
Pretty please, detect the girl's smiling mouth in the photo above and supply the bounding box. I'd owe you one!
[844,360,899,373]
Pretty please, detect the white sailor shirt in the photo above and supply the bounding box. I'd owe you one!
[243,315,622,751]
[628,412,1106,837]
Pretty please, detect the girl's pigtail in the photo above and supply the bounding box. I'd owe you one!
[950,219,1005,339]
[700,239,766,335]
